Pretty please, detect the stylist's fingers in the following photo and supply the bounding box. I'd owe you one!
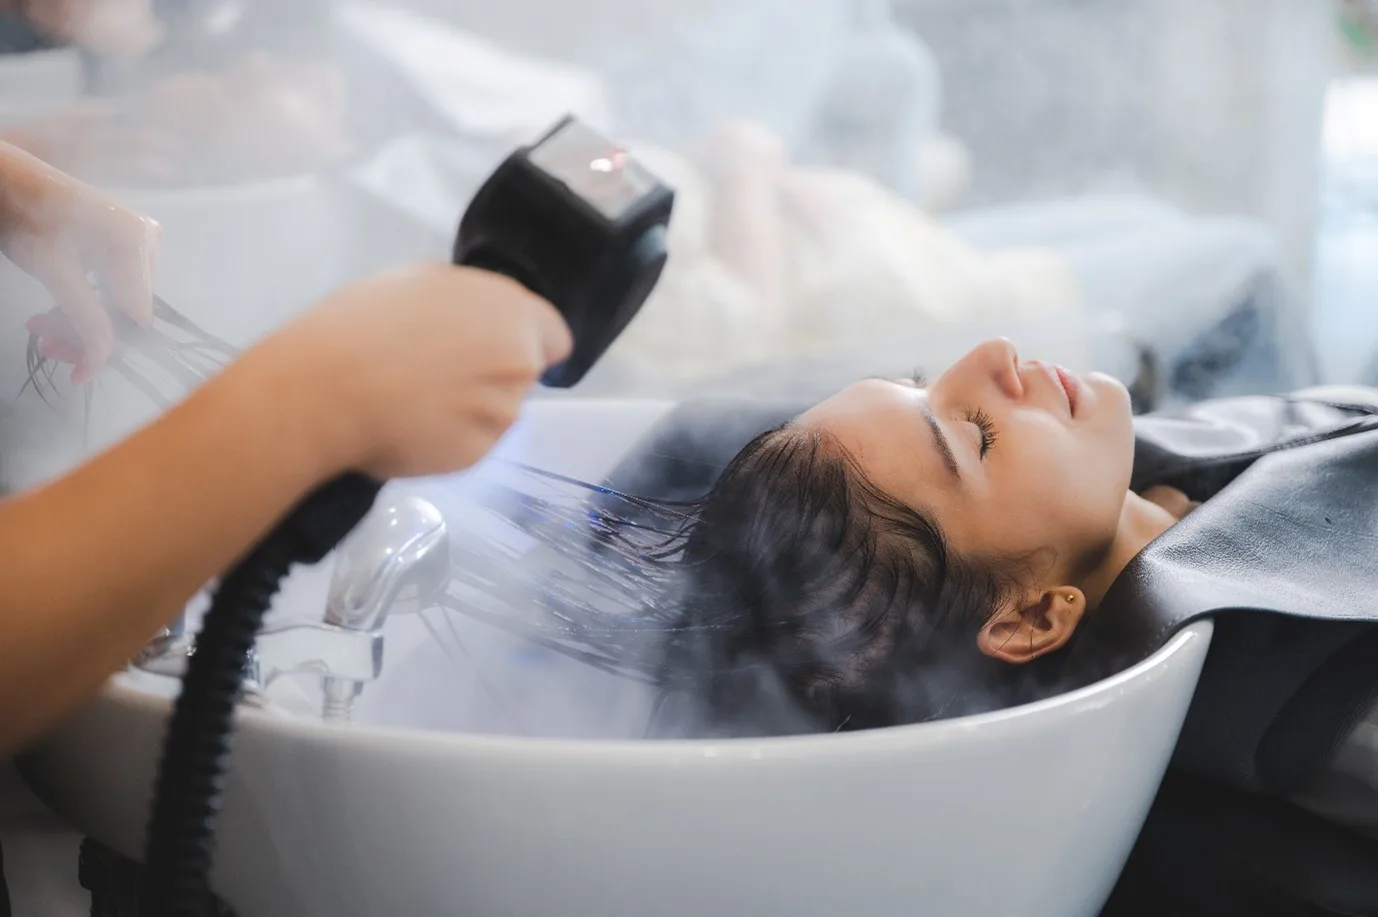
[35,264,114,382]
[92,213,161,326]
[529,297,573,367]
[26,312,84,365]
[40,337,84,365]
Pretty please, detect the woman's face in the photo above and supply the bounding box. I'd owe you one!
[797,338,1136,581]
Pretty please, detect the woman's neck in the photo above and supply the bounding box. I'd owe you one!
[1081,491,1179,610]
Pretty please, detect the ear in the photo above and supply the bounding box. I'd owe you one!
[976,587,1086,664]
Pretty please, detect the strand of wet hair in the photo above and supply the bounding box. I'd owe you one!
[21,295,241,431]
[430,464,767,694]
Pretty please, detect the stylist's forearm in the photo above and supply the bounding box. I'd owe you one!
[0,343,349,751]
[0,142,49,243]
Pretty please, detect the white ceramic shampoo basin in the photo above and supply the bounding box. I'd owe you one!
[22,399,1213,917]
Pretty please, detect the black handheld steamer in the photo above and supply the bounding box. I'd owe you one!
[139,116,675,915]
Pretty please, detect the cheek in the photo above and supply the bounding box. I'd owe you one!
[1004,420,1121,532]
[1004,416,1081,489]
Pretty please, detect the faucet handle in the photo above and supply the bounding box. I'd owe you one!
[133,631,198,678]
[325,493,451,633]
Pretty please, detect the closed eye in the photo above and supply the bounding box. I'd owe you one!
[965,408,998,458]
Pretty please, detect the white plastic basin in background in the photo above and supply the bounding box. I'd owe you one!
[21,398,1213,917]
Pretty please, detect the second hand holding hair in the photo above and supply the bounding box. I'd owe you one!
[0,142,162,382]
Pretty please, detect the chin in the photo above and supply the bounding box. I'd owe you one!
[1091,373,1134,416]
[1089,373,1137,451]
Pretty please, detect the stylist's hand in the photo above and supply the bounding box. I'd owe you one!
[9,0,164,56]
[256,262,572,480]
[0,144,161,381]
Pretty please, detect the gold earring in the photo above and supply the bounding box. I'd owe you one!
[1065,593,1076,604]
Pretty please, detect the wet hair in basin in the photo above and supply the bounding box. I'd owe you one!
[638,424,1039,735]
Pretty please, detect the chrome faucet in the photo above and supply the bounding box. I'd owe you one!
[318,493,451,719]
[323,493,451,632]
[133,494,452,720]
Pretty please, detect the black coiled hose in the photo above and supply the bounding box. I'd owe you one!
[140,473,381,916]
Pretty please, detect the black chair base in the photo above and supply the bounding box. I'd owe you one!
[1101,771,1378,917]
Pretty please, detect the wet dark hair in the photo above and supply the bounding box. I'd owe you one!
[644,423,1058,737]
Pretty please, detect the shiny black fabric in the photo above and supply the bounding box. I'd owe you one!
[1065,393,1378,794]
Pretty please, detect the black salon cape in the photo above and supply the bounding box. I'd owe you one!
[600,389,1378,917]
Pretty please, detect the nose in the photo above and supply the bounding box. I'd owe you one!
[968,338,1023,400]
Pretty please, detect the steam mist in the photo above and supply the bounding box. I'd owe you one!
[0,1,1336,741]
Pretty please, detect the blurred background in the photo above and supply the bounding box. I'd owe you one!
[0,0,1374,484]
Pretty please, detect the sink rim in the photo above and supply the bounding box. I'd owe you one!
[109,620,1211,761]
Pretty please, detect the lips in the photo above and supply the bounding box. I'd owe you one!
[1053,365,1081,418]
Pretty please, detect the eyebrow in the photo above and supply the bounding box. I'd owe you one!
[918,399,961,480]
[868,376,961,480]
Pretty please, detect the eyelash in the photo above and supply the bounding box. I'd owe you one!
[965,408,998,458]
